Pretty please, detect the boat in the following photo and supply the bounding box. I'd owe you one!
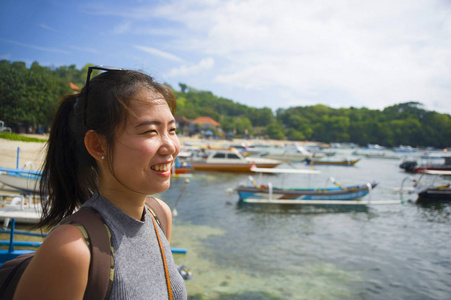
[0,167,41,194]
[172,157,192,175]
[305,158,360,166]
[399,154,451,173]
[0,217,43,264]
[417,185,451,201]
[401,170,451,202]
[413,155,451,173]
[224,143,263,157]
[265,143,325,162]
[189,149,282,172]
[245,144,283,157]
[236,166,382,204]
[0,194,42,225]
[0,120,12,133]
[394,145,417,153]
[352,150,401,160]
[367,144,386,150]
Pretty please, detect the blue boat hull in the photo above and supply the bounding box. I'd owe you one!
[237,182,377,201]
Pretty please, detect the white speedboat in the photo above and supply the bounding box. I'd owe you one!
[189,149,282,172]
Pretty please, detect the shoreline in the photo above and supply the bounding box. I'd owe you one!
[0,134,313,171]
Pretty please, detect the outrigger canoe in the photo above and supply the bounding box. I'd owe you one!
[400,170,451,202]
[0,167,41,194]
[305,158,360,166]
[236,166,378,204]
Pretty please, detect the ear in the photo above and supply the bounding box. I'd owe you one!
[84,130,107,161]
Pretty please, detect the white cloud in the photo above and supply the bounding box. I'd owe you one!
[134,45,184,62]
[0,38,70,54]
[150,0,451,112]
[71,0,451,113]
[112,21,132,34]
[166,57,214,77]
[39,23,58,32]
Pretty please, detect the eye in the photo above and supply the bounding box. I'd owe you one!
[169,127,177,133]
[144,129,157,134]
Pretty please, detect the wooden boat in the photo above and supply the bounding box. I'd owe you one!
[413,170,451,202]
[236,166,382,204]
[0,194,42,225]
[417,185,451,201]
[400,170,451,203]
[305,158,360,166]
[189,149,281,172]
[0,217,43,264]
[352,150,401,160]
[0,167,40,193]
[265,143,325,162]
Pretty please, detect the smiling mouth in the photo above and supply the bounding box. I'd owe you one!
[151,163,172,172]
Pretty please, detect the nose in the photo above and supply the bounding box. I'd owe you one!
[159,134,180,156]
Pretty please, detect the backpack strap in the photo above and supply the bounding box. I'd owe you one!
[145,196,168,237]
[61,208,113,300]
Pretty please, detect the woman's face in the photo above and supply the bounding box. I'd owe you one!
[103,88,180,196]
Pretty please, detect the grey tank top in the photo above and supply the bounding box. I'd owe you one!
[81,193,187,299]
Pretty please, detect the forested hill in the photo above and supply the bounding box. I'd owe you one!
[1,60,450,148]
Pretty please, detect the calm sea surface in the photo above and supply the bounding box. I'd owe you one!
[161,150,451,300]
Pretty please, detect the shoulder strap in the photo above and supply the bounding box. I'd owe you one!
[148,208,173,300]
[62,208,113,300]
[145,197,168,237]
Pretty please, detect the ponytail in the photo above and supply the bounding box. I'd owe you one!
[37,94,97,228]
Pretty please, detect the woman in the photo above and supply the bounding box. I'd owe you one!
[14,66,187,299]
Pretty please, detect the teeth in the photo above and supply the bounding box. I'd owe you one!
[152,163,171,172]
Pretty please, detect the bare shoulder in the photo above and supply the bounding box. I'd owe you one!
[14,224,90,299]
[38,224,90,262]
[153,197,173,242]
[154,197,171,215]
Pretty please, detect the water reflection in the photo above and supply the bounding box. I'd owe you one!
[236,202,370,215]
[415,201,451,223]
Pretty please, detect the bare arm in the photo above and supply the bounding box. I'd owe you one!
[14,225,90,300]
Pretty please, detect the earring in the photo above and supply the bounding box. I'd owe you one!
[101,155,105,160]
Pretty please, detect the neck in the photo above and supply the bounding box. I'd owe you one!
[98,187,147,220]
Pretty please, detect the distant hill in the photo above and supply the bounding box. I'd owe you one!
[1,60,450,148]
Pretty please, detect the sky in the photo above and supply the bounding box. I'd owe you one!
[1,0,451,114]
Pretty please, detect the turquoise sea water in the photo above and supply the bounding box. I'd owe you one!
[163,150,451,300]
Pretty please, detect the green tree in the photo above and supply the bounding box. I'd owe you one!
[266,122,285,140]
[233,117,253,135]
[285,128,305,140]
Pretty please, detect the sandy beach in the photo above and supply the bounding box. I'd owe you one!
[0,134,297,172]
[0,138,47,170]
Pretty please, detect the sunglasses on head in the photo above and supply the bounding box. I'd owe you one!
[83,65,123,127]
